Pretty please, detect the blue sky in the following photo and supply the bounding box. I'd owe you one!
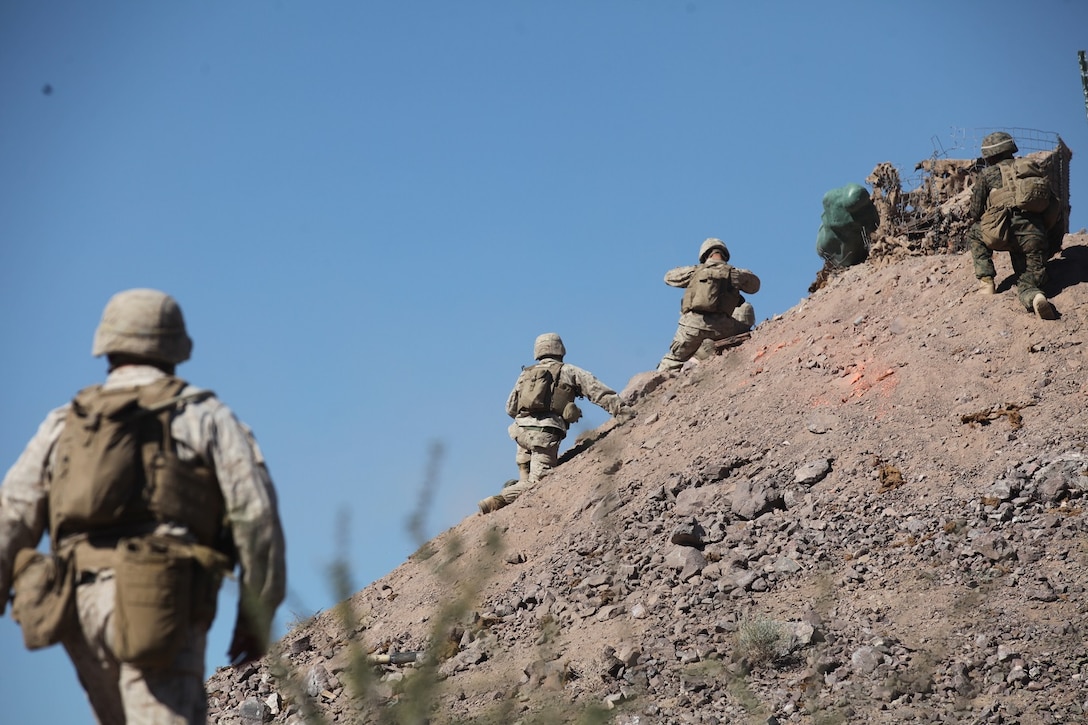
[2,1,1086,720]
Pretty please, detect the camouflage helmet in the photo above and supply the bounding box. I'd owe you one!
[980,131,1018,160]
[698,237,730,263]
[92,288,193,364]
[533,332,566,360]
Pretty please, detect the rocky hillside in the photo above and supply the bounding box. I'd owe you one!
[207,236,1088,725]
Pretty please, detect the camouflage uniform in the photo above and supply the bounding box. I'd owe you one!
[479,334,630,513]
[0,290,286,725]
[658,238,761,372]
[967,160,1052,312]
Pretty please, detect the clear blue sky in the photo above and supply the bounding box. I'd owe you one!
[2,1,1086,720]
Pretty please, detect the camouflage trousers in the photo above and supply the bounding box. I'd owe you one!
[657,302,754,372]
[61,569,209,725]
[500,423,564,504]
[968,215,1050,312]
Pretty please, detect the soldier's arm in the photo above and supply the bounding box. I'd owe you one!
[969,171,992,221]
[730,267,761,294]
[0,406,67,615]
[505,372,524,418]
[664,265,697,288]
[202,401,286,657]
[569,366,626,417]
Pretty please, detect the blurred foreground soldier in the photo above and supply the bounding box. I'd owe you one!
[0,289,287,725]
[967,131,1062,319]
[657,238,761,372]
[478,333,633,514]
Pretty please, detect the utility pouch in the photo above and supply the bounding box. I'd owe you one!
[562,401,582,424]
[112,536,193,668]
[10,548,76,650]
[978,205,1012,251]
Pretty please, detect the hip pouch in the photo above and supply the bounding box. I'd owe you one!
[112,536,193,668]
[978,205,1012,251]
[10,548,77,650]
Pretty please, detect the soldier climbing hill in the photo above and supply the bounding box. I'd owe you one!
[658,237,761,372]
[479,333,633,515]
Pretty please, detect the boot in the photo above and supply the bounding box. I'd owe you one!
[978,276,995,295]
[1032,293,1057,320]
[477,495,508,515]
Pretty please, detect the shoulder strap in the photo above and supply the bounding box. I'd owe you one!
[138,377,215,460]
[135,377,212,416]
[997,162,1015,189]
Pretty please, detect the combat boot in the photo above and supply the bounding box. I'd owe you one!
[478,495,508,515]
[1032,293,1057,320]
[978,276,995,295]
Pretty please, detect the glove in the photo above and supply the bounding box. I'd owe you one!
[227,605,268,666]
[615,407,637,424]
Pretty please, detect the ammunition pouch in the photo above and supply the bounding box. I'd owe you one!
[561,402,582,424]
[112,535,230,668]
[10,548,77,650]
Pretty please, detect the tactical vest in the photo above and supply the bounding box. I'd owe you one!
[49,376,225,547]
[516,361,577,416]
[681,264,739,315]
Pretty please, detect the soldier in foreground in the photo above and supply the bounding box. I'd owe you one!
[478,333,633,514]
[967,131,1062,319]
[0,288,287,725]
[657,237,762,372]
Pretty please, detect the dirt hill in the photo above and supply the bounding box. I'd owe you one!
[207,235,1088,725]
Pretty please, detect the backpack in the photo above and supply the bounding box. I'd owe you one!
[516,362,577,417]
[815,183,879,268]
[681,265,730,314]
[48,377,219,544]
[517,362,560,414]
[991,158,1051,214]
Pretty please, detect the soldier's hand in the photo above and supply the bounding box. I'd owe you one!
[228,626,265,666]
[228,606,268,666]
[615,407,637,424]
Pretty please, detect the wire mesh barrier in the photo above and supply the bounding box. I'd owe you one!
[866,128,1071,258]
